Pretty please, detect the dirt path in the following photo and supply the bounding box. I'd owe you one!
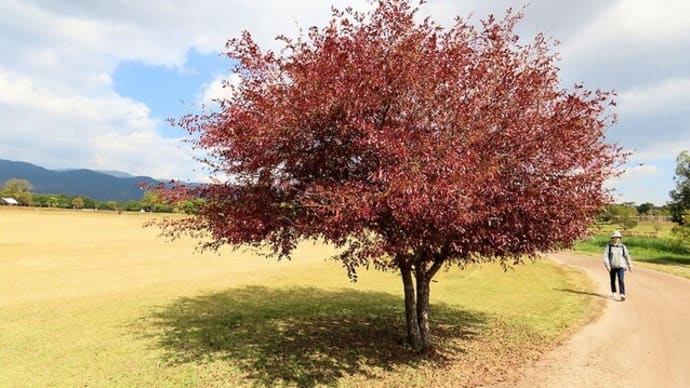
[509,251,690,388]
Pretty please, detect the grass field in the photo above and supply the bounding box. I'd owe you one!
[0,207,602,387]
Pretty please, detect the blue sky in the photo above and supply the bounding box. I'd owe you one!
[1,0,689,205]
[113,49,229,138]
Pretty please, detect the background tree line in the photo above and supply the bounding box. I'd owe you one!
[596,202,670,231]
[1,178,200,214]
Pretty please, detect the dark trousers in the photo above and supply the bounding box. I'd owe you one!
[609,268,626,295]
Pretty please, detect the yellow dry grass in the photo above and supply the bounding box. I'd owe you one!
[0,208,351,303]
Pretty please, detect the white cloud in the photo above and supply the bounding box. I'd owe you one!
[559,0,690,87]
[627,142,690,162]
[0,70,149,124]
[618,78,690,118]
[606,162,675,205]
[562,0,690,55]
[609,0,690,43]
[621,164,660,179]
[606,78,690,162]
[197,73,241,108]
[421,0,608,40]
[0,68,202,181]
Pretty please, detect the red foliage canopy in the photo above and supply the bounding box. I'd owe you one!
[159,1,624,277]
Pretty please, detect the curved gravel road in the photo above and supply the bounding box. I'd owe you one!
[509,251,690,388]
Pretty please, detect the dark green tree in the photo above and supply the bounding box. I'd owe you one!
[669,151,690,224]
[636,202,654,215]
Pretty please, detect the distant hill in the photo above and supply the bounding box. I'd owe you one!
[56,168,135,178]
[94,170,136,178]
[0,159,159,201]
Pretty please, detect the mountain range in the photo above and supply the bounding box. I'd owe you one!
[0,159,160,201]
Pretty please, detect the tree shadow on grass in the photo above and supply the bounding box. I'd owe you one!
[554,288,608,299]
[137,286,486,387]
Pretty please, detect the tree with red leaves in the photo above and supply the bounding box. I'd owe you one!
[155,0,624,352]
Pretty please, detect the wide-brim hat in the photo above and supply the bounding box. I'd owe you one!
[611,231,622,238]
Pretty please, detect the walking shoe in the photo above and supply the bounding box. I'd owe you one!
[610,293,615,300]
[620,294,626,301]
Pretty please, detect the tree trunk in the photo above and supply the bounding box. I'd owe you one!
[400,253,446,353]
[401,263,423,351]
[415,263,431,350]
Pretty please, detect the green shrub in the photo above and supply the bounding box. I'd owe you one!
[575,234,689,266]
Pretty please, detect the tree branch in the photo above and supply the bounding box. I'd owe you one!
[425,254,445,280]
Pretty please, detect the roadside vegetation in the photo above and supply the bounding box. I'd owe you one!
[1,207,602,387]
[574,216,690,279]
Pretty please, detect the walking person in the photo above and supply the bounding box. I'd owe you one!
[603,231,633,301]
